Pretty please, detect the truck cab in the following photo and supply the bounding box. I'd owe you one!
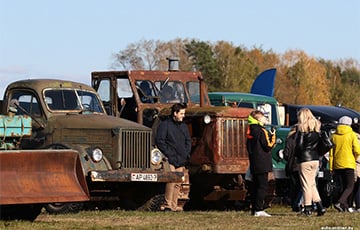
[92,69,210,128]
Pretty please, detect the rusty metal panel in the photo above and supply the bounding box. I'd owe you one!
[221,119,247,158]
[0,150,89,205]
[212,118,249,174]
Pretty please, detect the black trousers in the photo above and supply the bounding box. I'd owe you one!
[289,171,302,210]
[251,172,268,212]
[334,168,355,209]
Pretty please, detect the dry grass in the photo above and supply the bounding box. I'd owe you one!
[1,205,359,230]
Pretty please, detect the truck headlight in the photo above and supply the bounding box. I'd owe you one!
[151,148,163,165]
[92,148,103,162]
[204,115,211,124]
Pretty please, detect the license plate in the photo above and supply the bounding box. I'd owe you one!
[131,173,158,182]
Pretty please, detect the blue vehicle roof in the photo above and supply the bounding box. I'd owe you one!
[285,104,360,126]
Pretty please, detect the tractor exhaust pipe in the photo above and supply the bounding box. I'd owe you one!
[167,57,179,72]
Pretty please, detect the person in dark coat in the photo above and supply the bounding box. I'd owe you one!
[155,103,191,211]
[246,110,276,217]
[282,126,302,212]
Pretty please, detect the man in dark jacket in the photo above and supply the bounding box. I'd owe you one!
[155,103,191,211]
[246,110,276,217]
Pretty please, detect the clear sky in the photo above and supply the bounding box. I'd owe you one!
[1,0,359,99]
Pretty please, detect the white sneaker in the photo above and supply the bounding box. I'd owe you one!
[254,211,271,217]
[347,208,355,213]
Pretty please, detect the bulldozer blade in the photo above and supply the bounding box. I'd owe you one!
[0,149,89,205]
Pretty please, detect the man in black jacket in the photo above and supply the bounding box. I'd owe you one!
[246,110,276,217]
[155,103,191,211]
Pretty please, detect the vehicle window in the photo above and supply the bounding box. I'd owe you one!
[10,90,41,116]
[136,80,155,103]
[44,89,80,110]
[172,81,187,103]
[117,79,133,98]
[97,79,110,102]
[155,81,186,103]
[238,102,254,109]
[256,103,279,125]
[44,89,104,113]
[186,81,200,104]
[76,90,104,113]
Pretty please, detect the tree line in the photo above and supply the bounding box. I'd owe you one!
[111,39,360,111]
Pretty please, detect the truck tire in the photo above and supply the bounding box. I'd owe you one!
[0,204,42,221]
[137,194,165,211]
[44,202,84,214]
[43,143,85,214]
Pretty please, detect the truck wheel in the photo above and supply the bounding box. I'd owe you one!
[44,202,84,214]
[44,143,85,214]
[0,204,42,221]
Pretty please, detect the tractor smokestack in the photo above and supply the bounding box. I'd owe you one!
[167,57,179,71]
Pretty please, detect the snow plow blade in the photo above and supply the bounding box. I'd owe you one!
[0,149,89,205]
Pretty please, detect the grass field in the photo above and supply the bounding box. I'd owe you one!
[1,205,359,230]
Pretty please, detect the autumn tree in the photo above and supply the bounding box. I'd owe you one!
[112,39,160,70]
[244,47,281,92]
[111,38,192,71]
[278,50,330,105]
[185,40,220,91]
[333,59,360,109]
[212,41,251,91]
[110,38,360,111]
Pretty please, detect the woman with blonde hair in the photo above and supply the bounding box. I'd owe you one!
[294,108,326,216]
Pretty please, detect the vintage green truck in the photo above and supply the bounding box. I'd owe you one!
[0,79,183,215]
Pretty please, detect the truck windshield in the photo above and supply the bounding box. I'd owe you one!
[186,81,201,104]
[44,89,104,113]
[155,81,187,103]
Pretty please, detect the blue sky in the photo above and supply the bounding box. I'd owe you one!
[1,1,359,99]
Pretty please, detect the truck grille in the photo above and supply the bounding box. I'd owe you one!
[221,119,248,158]
[120,129,152,169]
